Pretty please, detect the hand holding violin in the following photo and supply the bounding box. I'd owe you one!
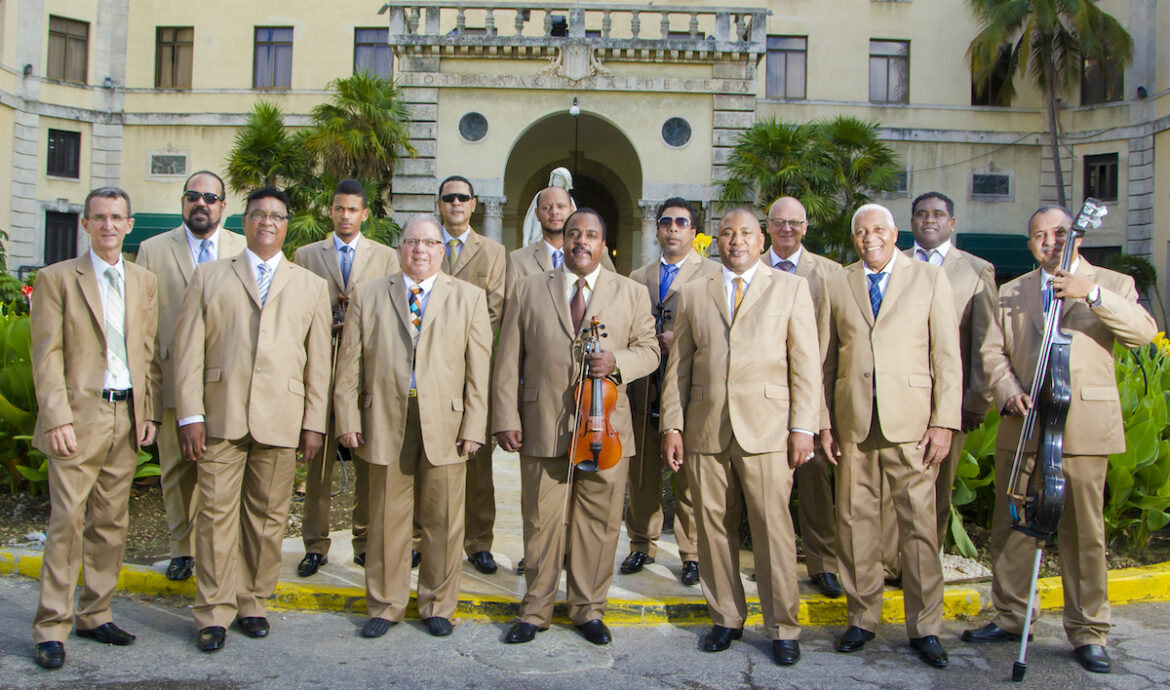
[586,349,616,377]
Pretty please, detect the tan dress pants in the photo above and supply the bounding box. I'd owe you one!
[192,435,296,629]
[157,407,198,559]
[625,415,698,561]
[794,450,839,575]
[517,454,629,628]
[33,399,137,643]
[301,432,369,557]
[989,450,1110,647]
[687,436,801,640]
[463,437,496,556]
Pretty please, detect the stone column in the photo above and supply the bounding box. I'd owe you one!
[480,195,506,243]
[638,200,661,267]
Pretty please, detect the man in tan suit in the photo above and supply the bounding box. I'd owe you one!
[335,214,492,638]
[137,170,246,582]
[494,208,658,645]
[506,186,615,292]
[818,203,961,668]
[174,187,332,652]
[764,196,845,599]
[30,187,162,670]
[622,197,719,585]
[962,206,1155,674]
[880,192,997,582]
[433,175,506,575]
[292,178,400,577]
[660,208,820,666]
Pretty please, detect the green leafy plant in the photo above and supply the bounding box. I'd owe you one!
[0,302,40,492]
[948,408,1000,557]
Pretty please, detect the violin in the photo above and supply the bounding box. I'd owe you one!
[569,317,622,472]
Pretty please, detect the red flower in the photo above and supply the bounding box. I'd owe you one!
[21,285,33,298]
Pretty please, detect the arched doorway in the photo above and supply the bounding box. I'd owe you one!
[502,111,642,273]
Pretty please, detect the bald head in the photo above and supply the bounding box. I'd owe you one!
[766,197,808,260]
[535,186,573,239]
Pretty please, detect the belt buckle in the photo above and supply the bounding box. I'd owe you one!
[408,388,418,398]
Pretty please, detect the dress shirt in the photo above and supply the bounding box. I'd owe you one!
[442,226,470,260]
[768,246,803,271]
[862,256,894,298]
[912,240,951,266]
[546,240,564,269]
[562,262,602,311]
[185,225,222,266]
[333,231,361,258]
[404,271,439,388]
[721,261,762,314]
[90,250,131,390]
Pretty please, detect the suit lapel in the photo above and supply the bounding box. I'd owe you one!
[534,243,552,272]
[170,228,196,282]
[733,261,769,323]
[320,239,346,293]
[350,236,372,286]
[75,257,105,335]
[546,271,574,338]
[123,266,140,369]
[387,273,415,336]
[707,272,732,328]
[794,252,813,280]
[421,273,450,339]
[1020,271,1045,334]
[848,263,876,328]
[875,253,911,325]
[231,256,263,308]
[582,269,613,328]
[453,231,480,275]
[265,256,292,306]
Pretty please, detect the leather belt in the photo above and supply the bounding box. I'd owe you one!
[99,389,131,402]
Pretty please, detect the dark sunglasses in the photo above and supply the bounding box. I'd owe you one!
[183,190,224,204]
[440,193,474,203]
[657,216,692,229]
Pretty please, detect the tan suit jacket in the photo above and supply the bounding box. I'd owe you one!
[660,262,821,454]
[506,240,615,295]
[334,272,492,465]
[32,256,162,450]
[983,261,1156,454]
[787,249,842,309]
[819,252,962,442]
[906,246,997,414]
[492,269,659,457]
[293,234,400,314]
[173,253,332,447]
[443,228,506,331]
[136,226,246,408]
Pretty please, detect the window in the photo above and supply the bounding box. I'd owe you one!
[971,44,1012,106]
[44,211,79,265]
[971,171,1013,201]
[766,36,807,100]
[1083,153,1119,202]
[354,28,392,78]
[869,39,909,103]
[156,27,193,89]
[254,27,293,89]
[47,16,88,84]
[1081,55,1123,105]
[46,129,81,178]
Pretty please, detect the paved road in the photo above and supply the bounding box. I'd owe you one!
[1,574,1167,689]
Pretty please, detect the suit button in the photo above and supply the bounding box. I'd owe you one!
[863,372,871,378]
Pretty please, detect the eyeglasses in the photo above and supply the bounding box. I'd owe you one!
[767,218,806,229]
[400,238,444,248]
[440,193,474,204]
[657,216,692,230]
[246,210,289,223]
[183,191,224,204]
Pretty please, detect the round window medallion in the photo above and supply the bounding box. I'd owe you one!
[458,112,489,142]
[661,117,692,148]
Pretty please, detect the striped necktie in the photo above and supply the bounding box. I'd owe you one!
[103,268,129,380]
[868,273,883,317]
[659,263,679,303]
[256,263,272,307]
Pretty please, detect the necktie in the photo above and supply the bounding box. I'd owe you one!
[915,249,929,262]
[570,278,587,334]
[340,245,353,286]
[552,248,564,270]
[1043,279,1054,314]
[409,285,423,333]
[446,239,462,274]
[103,268,129,380]
[868,273,883,317]
[256,263,272,307]
[731,277,744,322]
[659,263,679,303]
[775,259,795,273]
[198,239,213,264]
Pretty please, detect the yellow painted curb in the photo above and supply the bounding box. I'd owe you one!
[3,547,1168,626]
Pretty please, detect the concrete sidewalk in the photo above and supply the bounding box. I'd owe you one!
[3,449,1169,625]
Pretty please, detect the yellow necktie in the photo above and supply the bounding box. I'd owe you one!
[446,239,461,273]
[732,277,744,322]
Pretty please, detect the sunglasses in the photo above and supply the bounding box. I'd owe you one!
[183,190,224,204]
[657,216,692,229]
[440,193,474,203]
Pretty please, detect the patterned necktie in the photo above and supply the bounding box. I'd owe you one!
[340,245,353,286]
[409,285,423,333]
[868,273,883,317]
[915,249,930,262]
[731,277,744,322]
[256,263,272,307]
[446,239,462,274]
[198,239,213,264]
[570,278,587,334]
[659,263,679,303]
[552,248,564,270]
[776,259,795,273]
[103,268,128,380]
[1043,279,1054,314]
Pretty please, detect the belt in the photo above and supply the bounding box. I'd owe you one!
[99,388,131,402]
[408,388,418,398]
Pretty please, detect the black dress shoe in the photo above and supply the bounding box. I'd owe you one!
[1074,644,1112,673]
[910,635,949,668]
[810,572,844,598]
[76,622,136,645]
[197,626,226,652]
[411,550,421,568]
[34,641,64,669]
[353,552,366,567]
[424,617,454,637]
[515,558,525,575]
[836,626,876,652]
[577,620,612,645]
[619,550,654,574]
[680,561,700,586]
[702,625,743,652]
[772,639,801,666]
[469,551,498,574]
[504,621,546,644]
[362,617,397,638]
[236,617,269,638]
[297,552,328,577]
[960,622,1028,643]
[165,556,194,581]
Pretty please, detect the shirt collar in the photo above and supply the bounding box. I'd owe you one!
[562,262,603,290]
[913,240,951,260]
[333,232,361,252]
[1040,258,1081,285]
[183,224,220,247]
[722,260,762,286]
[768,246,802,268]
[89,249,124,278]
[863,255,896,276]
[404,271,439,293]
[245,248,282,274]
[660,251,689,268]
[442,226,471,244]
[544,239,563,261]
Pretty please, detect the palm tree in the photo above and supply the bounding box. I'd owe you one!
[966,0,1133,208]
[224,101,311,195]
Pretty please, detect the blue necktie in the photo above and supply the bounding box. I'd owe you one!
[552,249,563,270]
[198,239,213,264]
[868,273,883,317]
[257,263,272,307]
[1043,279,1054,314]
[340,246,353,286]
[915,249,929,262]
[659,263,679,303]
[775,259,795,273]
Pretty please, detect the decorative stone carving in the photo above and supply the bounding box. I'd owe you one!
[540,44,615,82]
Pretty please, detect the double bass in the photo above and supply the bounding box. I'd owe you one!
[1006,198,1107,682]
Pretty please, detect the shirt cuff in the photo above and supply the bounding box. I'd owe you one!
[1087,285,1102,307]
[178,415,204,426]
[790,428,815,437]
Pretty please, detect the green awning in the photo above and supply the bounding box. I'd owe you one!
[898,231,1034,281]
[126,213,182,252]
